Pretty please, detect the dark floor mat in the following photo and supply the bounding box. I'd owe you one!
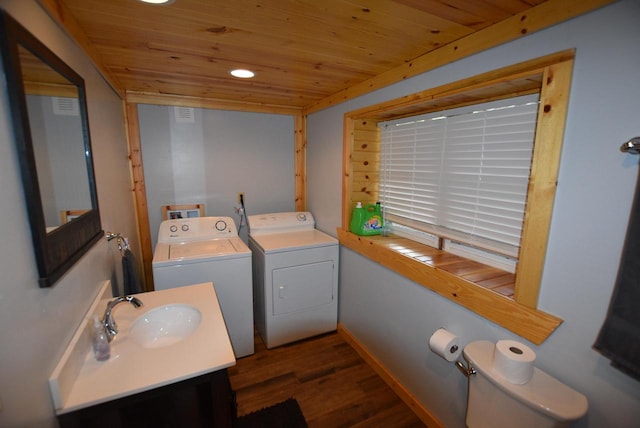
[236,398,308,428]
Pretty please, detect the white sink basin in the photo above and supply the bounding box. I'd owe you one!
[48,282,236,414]
[130,304,202,348]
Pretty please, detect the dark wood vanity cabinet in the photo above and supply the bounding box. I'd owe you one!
[57,369,237,428]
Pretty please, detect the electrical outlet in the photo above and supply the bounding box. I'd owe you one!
[237,192,244,204]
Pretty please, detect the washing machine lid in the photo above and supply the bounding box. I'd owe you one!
[249,229,337,254]
[153,237,250,265]
[170,240,237,259]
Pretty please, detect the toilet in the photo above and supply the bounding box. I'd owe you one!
[462,341,588,428]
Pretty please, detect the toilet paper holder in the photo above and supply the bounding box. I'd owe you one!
[428,328,476,377]
[456,360,477,378]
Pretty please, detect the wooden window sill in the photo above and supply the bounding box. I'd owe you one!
[337,229,562,345]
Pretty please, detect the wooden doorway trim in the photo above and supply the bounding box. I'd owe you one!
[124,102,154,292]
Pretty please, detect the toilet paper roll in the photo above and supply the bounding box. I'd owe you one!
[492,340,536,384]
[429,328,461,362]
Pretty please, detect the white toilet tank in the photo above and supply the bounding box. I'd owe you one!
[463,341,588,428]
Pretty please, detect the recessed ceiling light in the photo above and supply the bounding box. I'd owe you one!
[230,69,256,79]
[138,0,175,5]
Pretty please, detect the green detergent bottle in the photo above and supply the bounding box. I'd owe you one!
[351,201,384,235]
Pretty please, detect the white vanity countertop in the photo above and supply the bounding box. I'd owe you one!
[49,282,236,414]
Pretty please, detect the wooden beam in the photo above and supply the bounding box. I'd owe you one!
[305,0,615,114]
[294,113,307,211]
[125,91,303,116]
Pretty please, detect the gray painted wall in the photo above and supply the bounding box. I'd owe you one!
[138,105,295,245]
[307,1,640,427]
[0,0,139,426]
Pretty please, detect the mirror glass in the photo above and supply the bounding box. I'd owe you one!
[19,45,93,230]
[1,11,102,287]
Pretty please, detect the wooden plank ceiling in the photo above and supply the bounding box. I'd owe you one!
[55,0,550,110]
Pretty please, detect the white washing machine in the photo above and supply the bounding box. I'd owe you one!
[152,216,254,358]
[248,211,339,349]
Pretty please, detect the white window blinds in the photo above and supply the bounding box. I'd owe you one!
[379,95,539,258]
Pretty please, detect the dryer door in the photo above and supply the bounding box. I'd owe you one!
[272,260,335,315]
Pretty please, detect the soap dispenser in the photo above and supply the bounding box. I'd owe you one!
[92,315,110,361]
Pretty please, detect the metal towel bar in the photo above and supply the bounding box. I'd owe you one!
[106,232,129,253]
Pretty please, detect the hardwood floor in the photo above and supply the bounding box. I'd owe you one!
[228,331,426,427]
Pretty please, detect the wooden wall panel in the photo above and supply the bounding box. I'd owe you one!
[344,118,381,229]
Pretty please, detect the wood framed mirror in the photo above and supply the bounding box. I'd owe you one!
[0,10,102,287]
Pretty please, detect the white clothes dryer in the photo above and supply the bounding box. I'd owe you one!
[152,216,254,357]
[248,212,339,349]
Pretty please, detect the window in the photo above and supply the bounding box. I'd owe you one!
[339,51,575,344]
[379,95,540,272]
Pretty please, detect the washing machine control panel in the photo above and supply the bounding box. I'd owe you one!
[168,224,192,233]
[157,216,238,242]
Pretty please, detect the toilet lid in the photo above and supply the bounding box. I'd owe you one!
[463,341,588,421]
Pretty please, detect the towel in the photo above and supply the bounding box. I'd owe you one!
[122,248,142,295]
[594,166,640,381]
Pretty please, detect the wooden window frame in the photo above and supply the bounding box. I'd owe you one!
[340,51,575,344]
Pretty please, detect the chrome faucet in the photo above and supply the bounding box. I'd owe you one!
[101,296,143,342]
